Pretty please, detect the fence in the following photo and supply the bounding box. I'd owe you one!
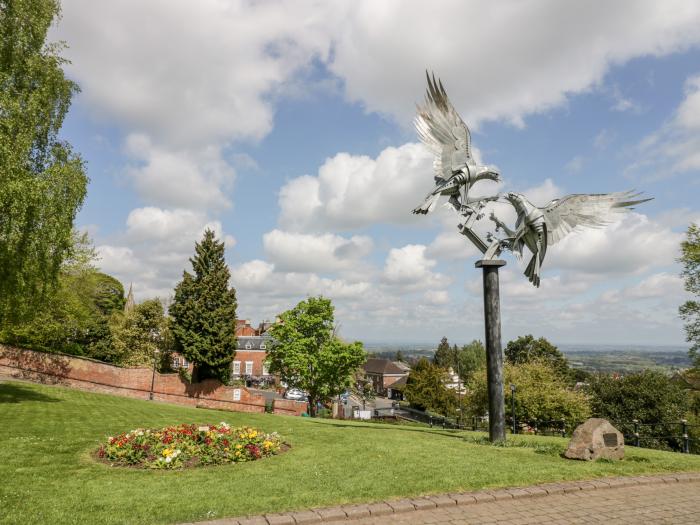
[373,405,698,454]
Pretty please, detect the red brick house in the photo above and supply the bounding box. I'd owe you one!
[232,335,273,380]
[363,358,410,397]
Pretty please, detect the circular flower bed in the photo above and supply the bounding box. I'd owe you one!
[97,422,284,469]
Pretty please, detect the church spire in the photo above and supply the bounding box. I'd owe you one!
[124,283,135,312]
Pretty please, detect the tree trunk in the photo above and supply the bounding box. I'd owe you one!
[308,395,317,417]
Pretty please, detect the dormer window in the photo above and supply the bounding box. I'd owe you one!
[245,342,252,349]
[260,343,266,350]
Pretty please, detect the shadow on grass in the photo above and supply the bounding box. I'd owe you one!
[0,382,62,404]
[304,418,471,441]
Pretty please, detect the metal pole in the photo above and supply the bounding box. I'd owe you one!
[149,350,158,401]
[510,384,516,434]
[475,259,506,442]
[681,419,689,454]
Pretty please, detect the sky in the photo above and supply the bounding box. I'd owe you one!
[51,0,700,346]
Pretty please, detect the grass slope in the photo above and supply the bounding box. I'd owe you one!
[2,380,700,525]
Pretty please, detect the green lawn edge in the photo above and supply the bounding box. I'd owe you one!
[2,379,699,525]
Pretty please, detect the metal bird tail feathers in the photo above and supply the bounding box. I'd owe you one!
[412,72,653,287]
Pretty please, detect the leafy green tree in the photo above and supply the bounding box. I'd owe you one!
[0,0,88,323]
[109,299,171,367]
[680,223,700,368]
[170,229,237,383]
[0,232,123,356]
[467,359,590,429]
[504,335,570,378]
[267,296,366,416]
[433,336,451,367]
[404,358,459,416]
[395,349,406,363]
[457,340,486,381]
[587,370,690,450]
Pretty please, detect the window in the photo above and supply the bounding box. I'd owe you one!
[233,389,241,401]
[233,361,241,375]
[260,343,266,350]
[245,361,253,375]
[262,363,269,376]
[172,357,180,368]
[181,358,189,368]
[245,342,252,349]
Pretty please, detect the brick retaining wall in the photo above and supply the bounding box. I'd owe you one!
[0,345,306,416]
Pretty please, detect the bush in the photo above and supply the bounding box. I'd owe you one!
[97,423,284,469]
[466,359,590,430]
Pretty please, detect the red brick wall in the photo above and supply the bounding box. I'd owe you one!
[273,398,308,416]
[0,345,270,413]
[0,345,308,416]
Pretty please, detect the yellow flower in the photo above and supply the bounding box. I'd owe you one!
[162,448,172,457]
[235,444,243,450]
[263,440,272,449]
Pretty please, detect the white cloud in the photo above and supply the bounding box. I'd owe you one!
[565,156,585,174]
[424,290,450,305]
[262,229,373,273]
[97,207,235,300]
[278,143,434,231]
[328,0,700,126]
[546,212,680,275]
[54,0,337,147]
[627,73,700,178]
[124,135,235,210]
[382,244,450,291]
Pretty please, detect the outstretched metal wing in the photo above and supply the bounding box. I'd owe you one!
[542,190,653,245]
[414,72,471,183]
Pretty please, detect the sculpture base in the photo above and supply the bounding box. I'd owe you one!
[476,259,506,442]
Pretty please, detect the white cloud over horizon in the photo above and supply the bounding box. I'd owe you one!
[53,1,700,344]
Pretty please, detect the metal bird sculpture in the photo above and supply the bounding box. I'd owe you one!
[413,73,500,215]
[489,191,653,287]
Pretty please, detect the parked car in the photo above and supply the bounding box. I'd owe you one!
[284,388,307,401]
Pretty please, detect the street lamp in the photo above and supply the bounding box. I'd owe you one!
[510,384,516,435]
[149,348,160,401]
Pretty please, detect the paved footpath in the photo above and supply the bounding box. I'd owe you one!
[189,473,700,525]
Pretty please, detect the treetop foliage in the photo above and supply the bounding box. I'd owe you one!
[504,334,569,378]
[0,0,88,322]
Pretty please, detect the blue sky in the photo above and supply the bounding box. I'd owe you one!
[52,1,700,346]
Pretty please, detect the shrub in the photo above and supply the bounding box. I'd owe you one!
[97,423,283,469]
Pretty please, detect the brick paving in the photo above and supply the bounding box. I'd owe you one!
[188,473,700,525]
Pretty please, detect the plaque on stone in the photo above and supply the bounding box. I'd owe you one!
[603,432,618,447]
[564,418,624,461]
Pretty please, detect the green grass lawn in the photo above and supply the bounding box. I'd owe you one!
[2,380,700,525]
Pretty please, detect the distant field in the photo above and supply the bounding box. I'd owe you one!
[2,379,700,525]
[565,350,691,374]
[368,343,692,374]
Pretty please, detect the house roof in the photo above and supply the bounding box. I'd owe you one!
[363,358,409,375]
[236,336,273,351]
[389,375,408,389]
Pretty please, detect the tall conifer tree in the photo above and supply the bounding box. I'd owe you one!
[170,229,237,382]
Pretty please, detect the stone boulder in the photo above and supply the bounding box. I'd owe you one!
[564,418,624,461]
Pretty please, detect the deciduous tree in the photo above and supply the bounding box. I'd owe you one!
[587,370,690,450]
[0,0,88,322]
[267,296,366,416]
[404,358,459,417]
[467,359,590,429]
[680,223,700,369]
[170,229,237,383]
[504,335,570,379]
